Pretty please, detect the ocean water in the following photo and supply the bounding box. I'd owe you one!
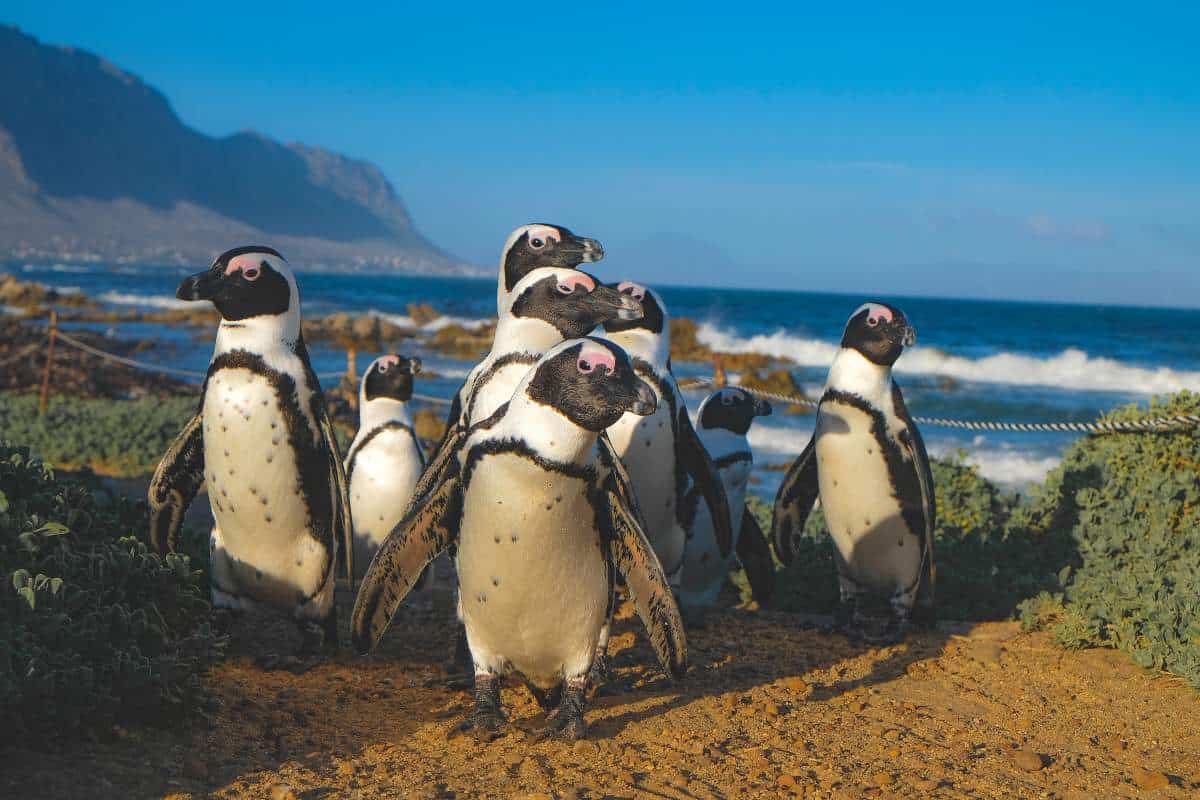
[10,262,1200,494]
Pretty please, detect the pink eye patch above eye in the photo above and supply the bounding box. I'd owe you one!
[557,273,596,293]
[853,302,893,326]
[577,345,616,375]
[377,355,401,369]
[618,281,647,300]
[526,224,561,244]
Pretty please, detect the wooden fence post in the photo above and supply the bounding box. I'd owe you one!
[712,354,727,388]
[38,310,58,417]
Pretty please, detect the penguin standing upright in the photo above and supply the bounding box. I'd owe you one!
[149,246,352,654]
[353,338,686,741]
[601,282,733,593]
[681,387,776,617]
[772,302,936,641]
[344,354,425,582]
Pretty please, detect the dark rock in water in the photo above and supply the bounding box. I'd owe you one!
[0,25,479,274]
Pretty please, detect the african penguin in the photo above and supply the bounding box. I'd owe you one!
[602,282,734,596]
[352,338,687,742]
[148,246,352,655]
[771,302,936,642]
[495,223,604,312]
[455,267,641,428]
[680,387,775,617]
[344,354,427,585]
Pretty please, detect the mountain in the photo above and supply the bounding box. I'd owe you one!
[0,25,478,274]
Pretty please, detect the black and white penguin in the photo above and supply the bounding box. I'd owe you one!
[148,246,352,654]
[680,387,775,616]
[344,354,426,583]
[771,302,936,641]
[457,268,640,427]
[495,223,604,311]
[602,282,733,594]
[352,338,687,741]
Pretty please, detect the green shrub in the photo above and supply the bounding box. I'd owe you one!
[0,442,222,743]
[1017,391,1200,688]
[0,394,198,477]
[761,453,1073,621]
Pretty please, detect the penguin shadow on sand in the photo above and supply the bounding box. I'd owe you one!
[580,593,952,741]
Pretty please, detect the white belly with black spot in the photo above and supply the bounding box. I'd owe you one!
[815,400,920,593]
[203,368,328,610]
[682,455,750,606]
[348,430,423,579]
[607,400,685,575]
[457,452,608,687]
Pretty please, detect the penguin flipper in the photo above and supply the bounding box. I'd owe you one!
[676,407,735,558]
[771,435,819,565]
[318,408,355,583]
[597,436,687,680]
[148,412,205,556]
[351,473,462,654]
[892,383,936,611]
[736,506,776,606]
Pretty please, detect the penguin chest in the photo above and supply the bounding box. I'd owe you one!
[608,403,685,568]
[348,430,423,574]
[203,369,327,601]
[457,452,608,684]
[815,401,921,592]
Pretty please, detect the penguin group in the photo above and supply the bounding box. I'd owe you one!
[149,226,937,742]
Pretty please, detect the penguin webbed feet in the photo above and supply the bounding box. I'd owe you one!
[296,607,339,657]
[450,673,508,742]
[823,598,867,641]
[534,677,589,742]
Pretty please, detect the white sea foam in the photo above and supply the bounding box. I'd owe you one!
[98,291,195,310]
[369,310,490,332]
[696,322,1200,394]
[22,263,93,274]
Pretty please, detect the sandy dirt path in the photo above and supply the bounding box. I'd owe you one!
[4,593,1198,799]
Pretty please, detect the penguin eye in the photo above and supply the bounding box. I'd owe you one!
[577,358,595,374]
[530,237,546,250]
[866,316,880,327]
[556,282,575,295]
[242,263,262,281]
[377,363,389,374]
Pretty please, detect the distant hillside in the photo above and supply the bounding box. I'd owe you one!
[0,25,478,274]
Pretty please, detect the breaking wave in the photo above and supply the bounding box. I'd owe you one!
[98,291,195,310]
[696,322,1200,394]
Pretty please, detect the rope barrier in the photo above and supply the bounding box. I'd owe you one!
[678,377,1200,434]
[45,327,1197,433]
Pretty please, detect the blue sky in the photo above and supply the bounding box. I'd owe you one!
[7,2,1199,306]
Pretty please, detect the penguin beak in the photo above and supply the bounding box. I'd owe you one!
[629,379,658,416]
[900,325,916,347]
[755,399,773,417]
[408,357,422,375]
[560,235,605,265]
[176,268,222,302]
[579,237,604,264]
[593,283,644,322]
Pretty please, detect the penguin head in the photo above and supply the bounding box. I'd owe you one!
[362,354,421,404]
[176,246,296,323]
[840,302,915,366]
[525,337,657,431]
[500,224,605,295]
[506,268,641,339]
[698,387,773,435]
[602,281,667,336]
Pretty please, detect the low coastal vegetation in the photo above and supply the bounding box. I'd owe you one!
[0,443,222,744]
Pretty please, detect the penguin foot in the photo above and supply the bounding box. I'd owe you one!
[450,674,507,742]
[297,617,332,657]
[535,679,588,741]
[867,617,911,645]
